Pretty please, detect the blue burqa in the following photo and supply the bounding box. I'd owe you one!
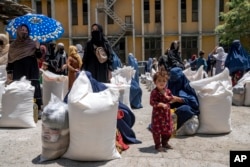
[112,50,122,70]
[128,53,143,109]
[225,40,250,75]
[64,71,141,144]
[147,58,153,73]
[168,67,200,129]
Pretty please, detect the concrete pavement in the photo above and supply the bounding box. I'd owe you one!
[0,81,250,167]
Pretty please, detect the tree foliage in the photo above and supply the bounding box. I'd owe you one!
[215,0,250,45]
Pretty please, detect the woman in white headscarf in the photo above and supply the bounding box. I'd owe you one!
[213,46,228,75]
[0,33,9,65]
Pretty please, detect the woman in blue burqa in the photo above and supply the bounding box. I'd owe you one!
[224,40,250,86]
[128,53,143,109]
[168,67,200,129]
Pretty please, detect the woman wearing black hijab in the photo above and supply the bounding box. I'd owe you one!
[82,23,113,83]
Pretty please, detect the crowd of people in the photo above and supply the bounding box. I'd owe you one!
[1,22,250,154]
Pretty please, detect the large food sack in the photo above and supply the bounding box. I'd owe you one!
[42,70,68,106]
[0,65,7,115]
[244,82,250,106]
[40,94,69,162]
[0,80,5,116]
[105,83,131,109]
[190,68,233,134]
[0,65,7,80]
[232,85,245,106]
[233,71,250,106]
[0,77,36,128]
[63,71,121,161]
[183,65,205,82]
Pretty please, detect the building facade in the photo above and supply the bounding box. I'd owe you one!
[14,0,228,63]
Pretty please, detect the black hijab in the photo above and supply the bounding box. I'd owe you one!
[90,23,106,46]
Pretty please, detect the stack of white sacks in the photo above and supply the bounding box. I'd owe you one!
[40,71,121,162]
[105,66,136,109]
[140,72,155,92]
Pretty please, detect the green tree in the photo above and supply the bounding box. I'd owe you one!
[215,0,250,46]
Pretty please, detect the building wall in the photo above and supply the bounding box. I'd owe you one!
[14,0,230,62]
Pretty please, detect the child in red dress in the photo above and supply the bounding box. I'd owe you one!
[150,70,174,152]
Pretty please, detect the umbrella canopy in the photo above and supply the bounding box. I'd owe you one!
[5,13,64,43]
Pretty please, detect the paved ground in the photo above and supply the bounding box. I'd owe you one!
[0,82,250,167]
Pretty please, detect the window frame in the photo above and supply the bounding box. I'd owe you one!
[192,0,198,22]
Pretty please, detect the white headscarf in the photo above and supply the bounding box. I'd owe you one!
[214,47,227,61]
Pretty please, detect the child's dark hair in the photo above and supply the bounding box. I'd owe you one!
[153,69,169,82]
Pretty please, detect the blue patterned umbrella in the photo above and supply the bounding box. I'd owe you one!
[5,13,64,43]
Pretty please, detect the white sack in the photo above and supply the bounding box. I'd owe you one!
[42,70,68,106]
[111,66,135,84]
[183,65,204,82]
[232,85,245,106]
[190,68,233,134]
[63,71,121,161]
[40,94,69,162]
[0,77,36,128]
[0,65,7,115]
[0,80,5,116]
[0,65,7,80]
[244,82,250,106]
[105,83,131,109]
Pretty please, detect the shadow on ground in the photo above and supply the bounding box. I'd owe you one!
[32,154,110,167]
[138,145,158,154]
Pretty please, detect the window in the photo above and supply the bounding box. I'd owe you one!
[192,0,198,22]
[144,37,161,60]
[181,0,186,22]
[219,0,224,21]
[36,0,42,14]
[125,16,132,24]
[125,16,132,29]
[181,36,198,60]
[107,5,114,24]
[155,0,161,23]
[144,0,150,23]
[71,0,78,25]
[82,0,88,25]
[47,0,51,17]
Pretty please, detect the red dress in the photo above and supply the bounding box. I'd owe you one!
[150,88,173,136]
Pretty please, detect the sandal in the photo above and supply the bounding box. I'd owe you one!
[157,147,166,152]
[164,143,173,149]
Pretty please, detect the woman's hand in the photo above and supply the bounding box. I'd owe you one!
[170,96,183,103]
[158,102,167,109]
